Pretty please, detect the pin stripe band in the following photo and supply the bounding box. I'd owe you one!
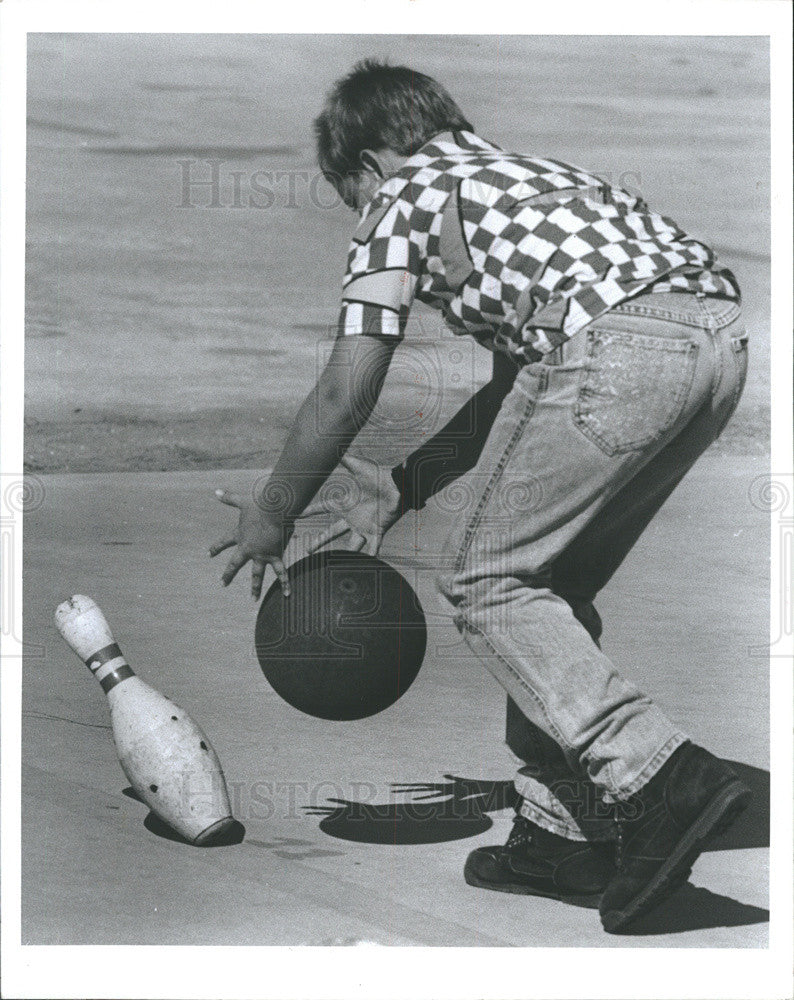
[85,643,134,691]
[99,664,134,693]
[84,642,123,671]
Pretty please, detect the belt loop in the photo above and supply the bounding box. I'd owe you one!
[696,295,717,332]
[546,344,564,366]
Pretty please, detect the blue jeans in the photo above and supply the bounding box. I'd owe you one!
[436,292,748,840]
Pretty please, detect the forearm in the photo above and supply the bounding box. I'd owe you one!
[257,382,362,523]
[257,334,396,522]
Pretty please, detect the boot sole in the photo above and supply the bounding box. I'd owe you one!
[464,858,604,909]
[600,779,752,933]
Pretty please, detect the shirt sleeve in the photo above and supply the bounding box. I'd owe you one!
[336,194,421,339]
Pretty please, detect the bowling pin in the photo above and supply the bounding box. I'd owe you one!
[55,594,235,846]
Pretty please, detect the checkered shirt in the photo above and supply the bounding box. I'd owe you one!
[337,131,740,359]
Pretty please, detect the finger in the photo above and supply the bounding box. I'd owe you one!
[261,564,277,595]
[271,558,291,597]
[215,489,243,509]
[340,453,366,472]
[251,559,267,601]
[298,498,329,519]
[221,549,248,586]
[365,534,381,557]
[281,535,303,567]
[306,519,351,554]
[209,536,236,558]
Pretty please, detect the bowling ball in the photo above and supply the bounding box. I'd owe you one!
[255,550,427,721]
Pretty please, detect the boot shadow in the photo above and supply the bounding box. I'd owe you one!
[706,760,769,852]
[617,882,769,936]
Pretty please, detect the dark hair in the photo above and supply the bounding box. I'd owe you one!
[314,59,473,181]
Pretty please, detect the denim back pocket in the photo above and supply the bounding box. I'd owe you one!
[573,328,699,456]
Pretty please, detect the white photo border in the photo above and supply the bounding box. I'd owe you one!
[1,1,791,998]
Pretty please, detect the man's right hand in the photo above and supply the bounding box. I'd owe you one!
[297,453,404,557]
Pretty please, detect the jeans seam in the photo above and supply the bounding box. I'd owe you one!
[696,297,729,403]
[612,299,741,329]
[603,732,689,800]
[711,340,748,441]
[455,608,573,753]
[517,799,590,841]
[516,790,616,841]
[728,341,749,415]
[699,299,743,329]
[453,370,544,573]
[604,758,616,795]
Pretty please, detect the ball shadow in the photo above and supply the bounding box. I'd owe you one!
[314,800,492,845]
[305,774,517,845]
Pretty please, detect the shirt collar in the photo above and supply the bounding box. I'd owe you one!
[359,130,503,217]
[420,129,503,156]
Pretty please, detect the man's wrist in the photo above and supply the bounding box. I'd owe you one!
[255,476,299,524]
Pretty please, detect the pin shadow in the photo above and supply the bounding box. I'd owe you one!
[304,774,517,845]
[122,786,245,846]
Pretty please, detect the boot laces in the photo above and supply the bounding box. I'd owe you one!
[505,818,534,853]
[613,814,625,871]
